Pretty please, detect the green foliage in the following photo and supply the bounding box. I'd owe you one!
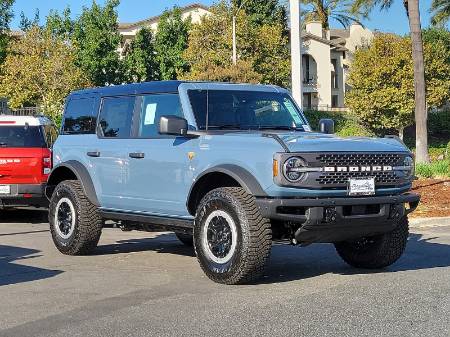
[431,0,450,26]
[45,7,74,39]
[0,0,14,64]
[72,0,123,86]
[303,110,374,137]
[154,7,190,80]
[231,0,287,28]
[0,26,90,119]
[428,110,450,138]
[301,0,364,29]
[123,28,158,83]
[183,3,290,87]
[346,33,450,135]
[416,160,450,178]
[19,9,40,31]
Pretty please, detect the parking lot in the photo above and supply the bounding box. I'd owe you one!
[0,209,449,337]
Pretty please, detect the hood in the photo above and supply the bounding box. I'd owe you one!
[278,132,409,153]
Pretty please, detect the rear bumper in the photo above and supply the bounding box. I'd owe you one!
[0,183,48,207]
[256,193,420,244]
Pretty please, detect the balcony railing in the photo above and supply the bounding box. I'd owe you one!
[0,106,42,116]
[303,104,349,112]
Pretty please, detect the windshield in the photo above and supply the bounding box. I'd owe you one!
[187,89,309,131]
[0,126,45,148]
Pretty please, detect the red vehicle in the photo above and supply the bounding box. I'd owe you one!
[0,115,58,207]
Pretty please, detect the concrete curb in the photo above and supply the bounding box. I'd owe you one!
[409,216,450,228]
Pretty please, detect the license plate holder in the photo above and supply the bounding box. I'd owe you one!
[348,178,375,196]
[0,185,11,195]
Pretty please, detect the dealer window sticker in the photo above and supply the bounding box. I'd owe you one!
[144,103,157,125]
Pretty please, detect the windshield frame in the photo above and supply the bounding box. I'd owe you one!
[178,83,311,132]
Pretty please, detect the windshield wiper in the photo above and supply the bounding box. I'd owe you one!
[257,126,303,131]
[207,125,242,130]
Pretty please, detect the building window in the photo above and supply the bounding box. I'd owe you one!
[332,95,339,108]
[331,59,338,89]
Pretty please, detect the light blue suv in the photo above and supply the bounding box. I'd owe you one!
[46,81,420,284]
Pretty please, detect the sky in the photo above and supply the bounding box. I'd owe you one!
[9,0,446,35]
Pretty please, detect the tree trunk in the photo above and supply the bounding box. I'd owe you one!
[406,0,430,163]
[399,127,404,140]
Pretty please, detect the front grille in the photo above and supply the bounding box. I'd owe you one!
[316,171,398,185]
[317,153,402,166]
[315,153,404,187]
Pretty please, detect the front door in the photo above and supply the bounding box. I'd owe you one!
[124,93,197,217]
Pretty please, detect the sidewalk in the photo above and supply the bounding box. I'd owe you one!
[409,216,450,228]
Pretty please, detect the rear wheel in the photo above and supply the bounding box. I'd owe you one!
[334,216,409,269]
[193,187,272,285]
[49,180,102,255]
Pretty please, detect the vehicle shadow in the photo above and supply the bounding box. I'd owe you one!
[0,208,48,225]
[95,234,196,257]
[0,245,62,286]
[94,232,450,284]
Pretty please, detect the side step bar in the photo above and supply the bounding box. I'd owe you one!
[99,210,194,232]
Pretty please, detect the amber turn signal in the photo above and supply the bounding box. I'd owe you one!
[273,159,279,177]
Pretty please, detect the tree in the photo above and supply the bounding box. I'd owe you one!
[123,27,158,82]
[19,9,40,31]
[45,7,74,39]
[431,0,450,25]
[0,0,14,64]
[72,0,123,86]
[346,34,450,138]
[352,0,430,163]
[231,0,287,27]
[0,26,90,119]
[183,3,290,86]
[154,7,190,80]
[301,0,364,29]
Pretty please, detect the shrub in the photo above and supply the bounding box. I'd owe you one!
[416,159,450,178]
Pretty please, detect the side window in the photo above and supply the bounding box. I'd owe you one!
[63,97,96,134]
[44,125,59,147]
[98,96,135,138]
[138,94,183,138]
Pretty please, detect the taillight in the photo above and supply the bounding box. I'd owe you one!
[43,149,52,175]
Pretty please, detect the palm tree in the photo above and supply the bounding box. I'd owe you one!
[431,0,450,25]
[352,0,430,163]
[301,0,365,29]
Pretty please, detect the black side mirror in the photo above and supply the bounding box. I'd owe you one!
[159,116,189,136]
[318,119,335,134]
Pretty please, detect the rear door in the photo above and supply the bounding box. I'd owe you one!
[0,125,47,193]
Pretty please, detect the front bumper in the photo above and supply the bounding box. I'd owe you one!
[256,192,420,244]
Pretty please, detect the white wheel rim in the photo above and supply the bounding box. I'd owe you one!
[54,197,76,240]
[202,210,238,264]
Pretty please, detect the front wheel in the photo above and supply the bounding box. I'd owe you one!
[334,216,409,269]
[193,187,272,285]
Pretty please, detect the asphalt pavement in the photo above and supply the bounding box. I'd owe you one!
[0,208,449,337]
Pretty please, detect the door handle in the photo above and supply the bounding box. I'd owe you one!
[87,151,101,158]
[129,152,145,159]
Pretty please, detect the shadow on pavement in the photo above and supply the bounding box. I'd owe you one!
[94,231,450,284]
[95,234,196,257]
[0,245,62,286]
[0,208,48,224]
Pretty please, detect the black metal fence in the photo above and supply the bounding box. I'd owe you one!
[0,107,42,116]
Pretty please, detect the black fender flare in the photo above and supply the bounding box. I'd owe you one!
[46,161,100,206]
[187,164,267,211]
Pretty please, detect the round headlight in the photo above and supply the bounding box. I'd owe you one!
[403,156,414,178]
[283,157,306,182]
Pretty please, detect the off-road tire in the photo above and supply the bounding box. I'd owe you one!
[334,216,409,269]
[49,180,102,255]
[175,232,193,246]
[193,187,272,285]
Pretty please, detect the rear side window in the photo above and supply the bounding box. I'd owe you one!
[0,126,45,148]
[98,96,135,138]
[63,97,96,134]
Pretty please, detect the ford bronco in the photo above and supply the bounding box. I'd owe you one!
[46,81,420,284]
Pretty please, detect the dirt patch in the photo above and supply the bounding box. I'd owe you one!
[411,179,450,218]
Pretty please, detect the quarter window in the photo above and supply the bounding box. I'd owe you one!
[138,94,183,138]
[98,96,135,138]
[63,97,96,134]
